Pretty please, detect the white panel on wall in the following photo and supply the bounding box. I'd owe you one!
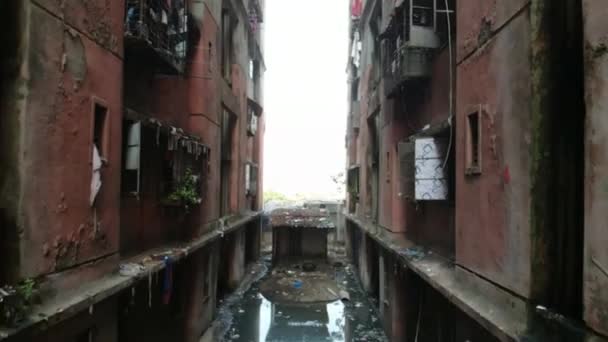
[414,137,448,200]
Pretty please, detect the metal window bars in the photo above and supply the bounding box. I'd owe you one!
[125,0,188,72]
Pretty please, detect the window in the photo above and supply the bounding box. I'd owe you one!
[435,0,455,43]
[91,101,108,206]
[93,102,108,159]
[351,78,359,102]
[122,120,141,195]
[386,151,391,182]
[245,162,258,196]
[247,106,258,136]
[466,110,482,175]
[76,329,93,342]
[221,9,235,83]
[398,142,415,200]
[347,166,361,213]
[249,59,259,81]
[412,0,434,27]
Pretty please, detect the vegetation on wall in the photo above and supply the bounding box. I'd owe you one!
[167,168,202,212]
[0,279,39,327]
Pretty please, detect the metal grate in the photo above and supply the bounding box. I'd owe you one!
[125,0,188,70]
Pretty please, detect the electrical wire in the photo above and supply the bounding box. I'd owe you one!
[441,0,454,170]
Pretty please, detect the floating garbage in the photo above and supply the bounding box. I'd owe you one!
[293,280,303,289]
[119,263,144,276]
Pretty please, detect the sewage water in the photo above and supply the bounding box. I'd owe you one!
[220,260,388,342]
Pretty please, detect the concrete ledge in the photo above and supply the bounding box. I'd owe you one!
[0,211,262,341]
[345,213,607,342]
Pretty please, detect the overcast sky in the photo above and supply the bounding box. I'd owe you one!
[262,0,349,199]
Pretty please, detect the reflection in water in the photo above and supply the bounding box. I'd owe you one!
[224,266,387,341]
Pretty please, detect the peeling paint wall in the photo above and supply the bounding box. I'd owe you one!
[583,0,608,336]
[0,0,124,282]
[455,1,533,298]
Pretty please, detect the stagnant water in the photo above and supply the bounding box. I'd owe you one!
[218,258,388,342]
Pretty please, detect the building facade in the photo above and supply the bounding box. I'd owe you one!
[0,0,264,341]
[346,0,607,340]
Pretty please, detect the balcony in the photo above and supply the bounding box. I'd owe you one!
[383,45,434,97]
[125,0,188,74]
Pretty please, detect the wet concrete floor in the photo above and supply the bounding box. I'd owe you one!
[217,257,388,342]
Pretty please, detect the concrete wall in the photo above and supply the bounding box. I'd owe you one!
[455,1,533,298]
[0,0,124,283]
[346,0,455,257]
[0,0,265,340]
[583,0,608,336]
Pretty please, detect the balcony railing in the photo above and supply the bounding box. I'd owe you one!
[125,0,188,73]
[383,38,434,97]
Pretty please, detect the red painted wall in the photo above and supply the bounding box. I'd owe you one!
[16,0,124,279]
[455,1,533,298]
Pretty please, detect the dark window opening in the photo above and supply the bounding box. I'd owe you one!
[412,0,434,27]
[221,109,236,215]
[351,78,359,102]
[465,111,481,175]
[221,9,235,84]
[93,103,108,159]
[75,329,92,342]
[435,0,456,44]
[121,119,141,195]
[347,166,360,214]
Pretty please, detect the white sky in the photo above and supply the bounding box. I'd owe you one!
[262,0,349,199]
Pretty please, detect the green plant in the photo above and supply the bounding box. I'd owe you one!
[17,279,36,302]
[0,279,38,327]
[167,168,202,212]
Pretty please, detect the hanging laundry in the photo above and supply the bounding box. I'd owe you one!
[162,256,174,305]
[90,145,102,206]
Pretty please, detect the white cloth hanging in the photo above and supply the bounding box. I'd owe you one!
[90,145,102,206]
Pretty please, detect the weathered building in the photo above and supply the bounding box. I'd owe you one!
[0,0,265,341]
[270,208,335,264]
[346,0,606,340]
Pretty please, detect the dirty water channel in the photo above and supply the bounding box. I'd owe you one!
[213,256,388,342]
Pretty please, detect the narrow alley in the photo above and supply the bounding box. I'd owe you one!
[2,0,608,341]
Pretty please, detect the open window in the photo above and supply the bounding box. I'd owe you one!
[412,0,434,27]
[93,101,109,161]
[122,120,142,195]
[347,166,361,213]
[247,105,259,136]
[221,7,236,84]
[91,100,109,206]
[465,109,482,175]
[245,162,258,197]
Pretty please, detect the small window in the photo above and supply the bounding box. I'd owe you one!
[466,111,482,175]
[122,120,141,195]
[76,329,92,342]
[351,78,359,102]
[347,166,360,213]
[93,102,108,159]
[412,0,434,27]
[245,163,258,196]
[386,151,392,182]
[247,107,258,136]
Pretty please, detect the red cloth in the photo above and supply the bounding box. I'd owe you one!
[351,0,363,17]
